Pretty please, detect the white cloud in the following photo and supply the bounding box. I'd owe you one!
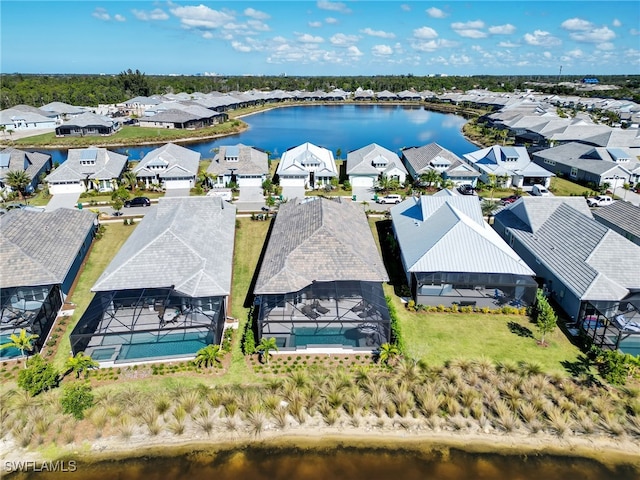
[561,18,593,31]
[297,33,324,44]
[114,14,126,22]
[411,38,457,52]
[372,44,393,56]
[596,42,615,51]
[401,4,411,12]
[413,26,438,39]
[244,8,269,20]
[231,41,252,52]
[202,31,213,39]
[330,33,359,46]
[523,30,561,47]
[488,24,515,35]
[454,29,487,39]
[612,19,621,27]
[308,21,322,28]
[361,27,395,39]
[170,5,234,29]
[346,46,363,57]
[543,51,552,59]
[497,41,519,48]
[132,8,169,21]
[426,7,447,19]
[631,29,640,36]
[570,26,615,43]
[566,48,583,58]
[451,20,485,30]
[247,20,270,32]
[325,17,338,24]
[92,8,110,21]
[317,1,351,14]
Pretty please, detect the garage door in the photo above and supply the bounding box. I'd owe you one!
[165,180,192,190]
[350,176,374,188]
[239,176,263,187]
[49,183,84,195]
[603,177,626,190]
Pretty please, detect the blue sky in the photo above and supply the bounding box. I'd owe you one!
[2,1,639,76]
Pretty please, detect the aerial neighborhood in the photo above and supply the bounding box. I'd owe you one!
[1,84,639,372]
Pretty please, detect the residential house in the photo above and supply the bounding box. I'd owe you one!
[592,201,640,246]
[390,196,537,307]
[1,208,97,359]
[254,197,391,351]
[346,143,407,192]
[276,142,338,199]
[70,197,236,364]
[55,112,121,137]
[40,102,87,119]
[0,106,57,131]
[463,145,554,190]
[134,143,200,190]
[119,96,164,116]
[401,143,481,187]
[532,142,637,189]
[493,197,640,327]
[137,105,226,130]
[207,144,269,191]
[45,147,128,194]
[0,148,52,195]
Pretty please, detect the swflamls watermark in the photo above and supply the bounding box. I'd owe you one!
[4,460,77,473]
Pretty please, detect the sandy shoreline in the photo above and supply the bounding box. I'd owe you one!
[2,419,639,473]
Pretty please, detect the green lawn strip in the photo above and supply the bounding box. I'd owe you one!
[52,224,137,370]
[550,177,598,197]
[386,291,582,373]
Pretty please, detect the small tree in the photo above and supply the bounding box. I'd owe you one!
[61,382,94,419]
[377,342,400,366]
[243,320,256,355]
[4,170,31,201]
[256,337,278,364]
[65,351,99,379]
[1,329,39,367]
[194,344,223,368]
[112,197,124,216]
[535,295,557,346]
[17,354,60,396]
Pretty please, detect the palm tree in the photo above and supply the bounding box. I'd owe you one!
[65,352,99,379]
[0,125,5,139]
[377,342,400,366]
[256,337,278,364]
[4,170,31,201]
[0,329,39,367]
[194,344,223,368]
[418,170,440,189]
[121,171,138,192]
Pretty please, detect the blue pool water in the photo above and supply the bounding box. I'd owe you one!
[293,327,358,347]
[101,331,213,362]
[0,334,23,359]
[617,337,640,357]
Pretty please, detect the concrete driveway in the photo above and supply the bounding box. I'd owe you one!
[164,188,191,197]
[613,186,640,207]
[351,186,376,202]
[238,186,264,202]
[281,185,306,201]
[45,192,81,212]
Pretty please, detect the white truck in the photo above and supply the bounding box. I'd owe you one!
[587,195,615,207]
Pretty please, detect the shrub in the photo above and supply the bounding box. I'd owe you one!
[436,304,446,312]
[406,300,417,312]
[243,318,256,355]
[17,355,60,396]
[386,296,406,354]
[222,328,234,353]
[61,383,94,419]
[592,348,640,385]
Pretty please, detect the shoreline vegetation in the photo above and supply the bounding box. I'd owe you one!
[0,101,493,151]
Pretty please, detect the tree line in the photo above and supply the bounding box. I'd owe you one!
[2,70,639,110]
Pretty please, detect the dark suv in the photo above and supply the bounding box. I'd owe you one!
[457,184,475,195]
[124,197,151,208]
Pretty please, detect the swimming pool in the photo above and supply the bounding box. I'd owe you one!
[118,331,213,361]
[293,327,358,347]
[616,337,640,357]
[0,335,22,359]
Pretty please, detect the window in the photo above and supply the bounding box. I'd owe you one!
[570,167,578,178]
[544,159,556,166]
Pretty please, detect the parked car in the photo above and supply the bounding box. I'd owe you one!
[5,202,27,210]
[124,197,151,208]
[457,184,476,195]
[531,184,551,197]
[376,194,402,204]
[587,195,615,207]
[500,194,521,205]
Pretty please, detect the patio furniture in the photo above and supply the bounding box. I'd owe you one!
[350,301,365,313]
[314,301,330,315]
[301,304,320,319]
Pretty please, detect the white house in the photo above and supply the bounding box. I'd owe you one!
[346,143,407,190]
[0,106,57,131]
[45,147,128,194]
[207,144,268,191]
[276,142,338,199]
[134,143,200,190]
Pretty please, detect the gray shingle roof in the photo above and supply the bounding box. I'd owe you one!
[592,201,640,239]
[497,199,640,300]
[254,197,389,294]
[59,112,115,128]
[0,209,97,288]
[207,144,268,176]
[401,143,467,176]
[0,148,51,184]
[391,196,534,275]
[92,197,236,297]
[346,143,406,176]
[45,147,128,183]
[134,143,200,178]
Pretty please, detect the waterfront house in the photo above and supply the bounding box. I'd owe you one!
[70,196,236,364]
[1,208,97,359]
[45,146,128,194]
[207,144,269,192]
[137,105,226,130]
[55,112,121,137]
[390,195,537,308]
[133,143,200,191]
[276,142,338,199]
[0,106,57,131]
[346,143,407,192]
[254,197,391,351]
[0,148,52,195]
[401,143,480,187]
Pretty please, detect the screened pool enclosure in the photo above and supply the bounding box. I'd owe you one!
[257,281,391,351]
[70,288,225,364]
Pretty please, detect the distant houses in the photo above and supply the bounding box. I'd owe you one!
[55,112,121,137]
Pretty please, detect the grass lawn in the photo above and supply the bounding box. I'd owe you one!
[550,177,597,197]
[390,291,582,374]
[52,223,137,369]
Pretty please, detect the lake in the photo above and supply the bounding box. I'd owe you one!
[42,104,478,164]
[6,444,639,480]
